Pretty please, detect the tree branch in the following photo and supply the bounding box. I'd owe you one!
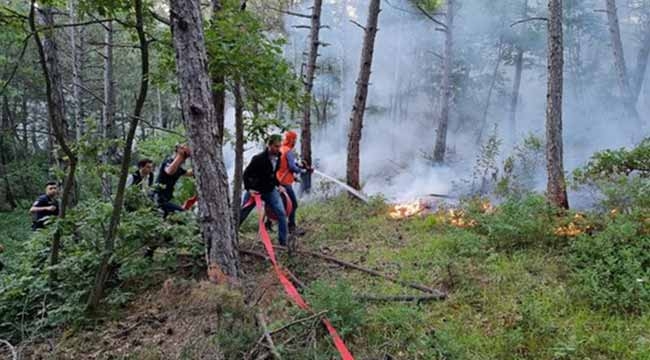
[149,9,170,26]
[350,19,366,31]
[264,5,311,19]
[0,33,32,97]
[415,3,447,29]
[510,17,548,27]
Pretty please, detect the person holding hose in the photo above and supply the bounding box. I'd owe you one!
[276,130,312,235]
[239,134,290,246]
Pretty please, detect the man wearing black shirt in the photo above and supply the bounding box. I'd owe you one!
[153,144,193,216]
[127,158,154,190]
[30,181,60,231]
[239,134,289,246]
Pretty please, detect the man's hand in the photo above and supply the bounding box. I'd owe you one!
[249,190,260,196]
[46,206,57,212]
[185,169,194,177]
[278,186,287,194]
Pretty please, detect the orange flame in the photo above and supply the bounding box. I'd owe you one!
[389,200,425,219]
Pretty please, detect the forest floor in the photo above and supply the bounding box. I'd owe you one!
[7,196,650,359]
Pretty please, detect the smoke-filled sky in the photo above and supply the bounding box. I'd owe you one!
[225,0,649,202]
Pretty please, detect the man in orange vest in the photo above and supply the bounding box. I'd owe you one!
[277,130,312,235]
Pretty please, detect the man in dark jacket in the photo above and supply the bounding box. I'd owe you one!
[239,134,289,246]
[30,181,60,231]
[127,158,154,190]
[153,144,194,216]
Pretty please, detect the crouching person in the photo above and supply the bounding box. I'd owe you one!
[238,134,288,246]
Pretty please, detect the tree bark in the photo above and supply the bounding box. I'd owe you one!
[632,18,650,103]
[87,0,150,311]
[210,0,226,146]
[101,20,116,201]
[605,0,639,119]
[170,0,239,278]
[433,0,454,164]
[478,39,504,144]
[300,0,323,194]
[346,0,381,190]
[69,0,83,141]
[546,0,569,209]
[233,81,244,227]
[509,0,528,142]
[30,1,78,276]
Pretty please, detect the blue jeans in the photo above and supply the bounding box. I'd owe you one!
[282,184,298,228]
[240,189,288,246]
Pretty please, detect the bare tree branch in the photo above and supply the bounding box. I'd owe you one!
[264,5,311,19]
[0,33,32,97]
[510,17,548,27]
[415,3,447,29]
[350,19,366,31]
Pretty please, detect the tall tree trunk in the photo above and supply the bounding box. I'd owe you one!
[300,0,323,194]
[433,0,454,164]
[632,19,650,102]
[30,1,78,277]
[232,81,244,227]
[346,0,381,190]
[21,95,29,152]
[546,0,569,209]
[509,47,524,140]
[509,0,528,142]
[87,0,150,311]
[101,20,116,201]
[478,40,504,144]
[210,0,226,146]
[156,88,165,129]
[605,0,639,119]
[170,0,239,278]
[69,0,83,141]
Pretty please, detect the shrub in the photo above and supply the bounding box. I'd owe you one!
[569,211,650,313]
[473,194,558,250]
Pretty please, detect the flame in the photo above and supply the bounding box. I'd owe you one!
[389,200,425,219]
[447,209,477,228]
[555,213,589,237]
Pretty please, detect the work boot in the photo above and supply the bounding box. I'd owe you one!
[289,225,306,237]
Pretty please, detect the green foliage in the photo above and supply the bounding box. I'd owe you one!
[569,211,650,313]
[0,199,200,341]
[472,194,558,250]
[206,0,303,141]
[573,138,650,211]
[496,134,544,198]
[305,280,365,338]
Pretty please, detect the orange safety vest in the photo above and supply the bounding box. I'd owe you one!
[276,145,296,186]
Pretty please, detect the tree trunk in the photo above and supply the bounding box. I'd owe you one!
[69,0,83,141]
[170,0,239,278]
[101,20,116,201]
[546,0,569,209]
[346,0,381,190]
[433,0,454,164]
[605,0,639,119]
[87,0,150,311]
[632,18,650,103]
[157,88,165,129]
[478,40,504,144]
[30,1,78,277]
[210,0,226,146]
[509,46,524,141]
[300,0,323,194]
[232,81,244,227]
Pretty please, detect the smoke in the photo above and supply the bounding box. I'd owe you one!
[226,0,650,203]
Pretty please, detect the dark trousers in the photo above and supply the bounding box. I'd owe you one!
[158,200,185,217]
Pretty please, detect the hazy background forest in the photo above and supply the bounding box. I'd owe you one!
[1,0,650,358]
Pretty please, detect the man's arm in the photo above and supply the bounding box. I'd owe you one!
[30,197,55,213]
[286,151,306,174]
[164,154,186,176]
[243,155,261,192]
[126,174,135,186]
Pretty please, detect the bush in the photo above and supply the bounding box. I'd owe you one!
[473,195,558,250]
[0,199,200,341]
[305,280,365,338]
[569,211,650,313]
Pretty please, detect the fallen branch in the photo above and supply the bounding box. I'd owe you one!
[255,313,282,360]
[355,294,446,303]
[0,339,17,360]
[269,310,327,336]
[274,245,446,298]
